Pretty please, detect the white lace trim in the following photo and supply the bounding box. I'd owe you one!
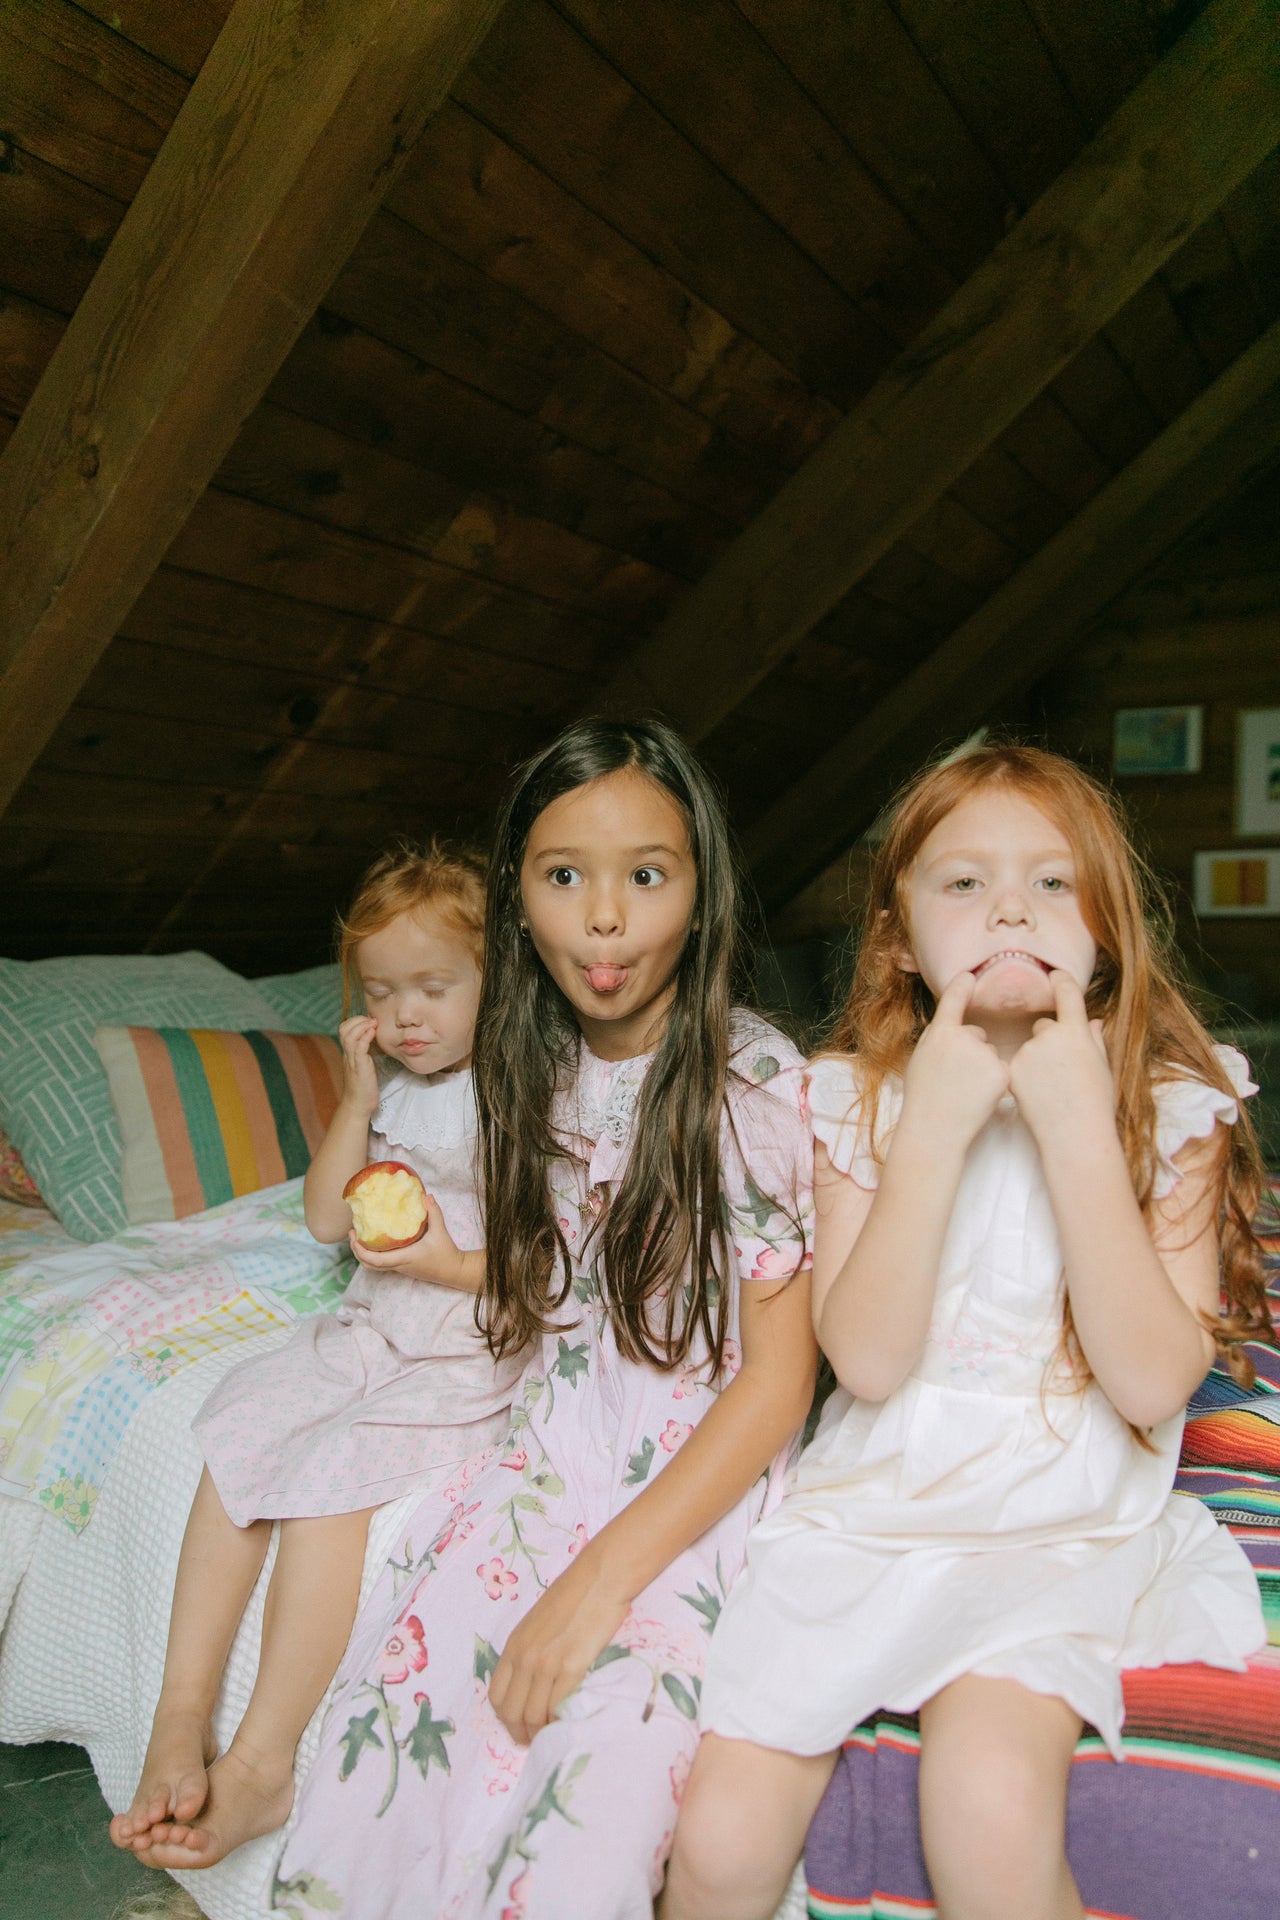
[372,1067,476,1154]
[1152,1043,1256,1198]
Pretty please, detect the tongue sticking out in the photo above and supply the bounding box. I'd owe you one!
[585,964,628,994]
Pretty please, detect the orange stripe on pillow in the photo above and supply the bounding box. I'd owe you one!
[295,1032,342,1142]
[272,1033,326,1153]
[221,1031,287,1191]
[190,1030,259,1195]
[131,1026,205,1218]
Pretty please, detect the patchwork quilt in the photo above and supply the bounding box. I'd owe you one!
[0,1182,350,1530]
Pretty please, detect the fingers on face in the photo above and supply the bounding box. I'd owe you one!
[934,970,976,1023]
[1048,969,1087,1020]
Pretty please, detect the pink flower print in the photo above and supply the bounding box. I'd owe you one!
[483,1734,521,1797]
[432,1499,480,1557]
[586,1185,605,1218]
[567,1522,588,1557]
[669,1745,693,1806]
[721,1336,742,1377]
[659,1419,693,1454]
[375,1614,427,1686]
[751,1245,793,1281]
[557,1215,578,1245]
[501,1867,531,1920]
[477,1556,519,1601]
[501,1446,528,1472]
[671,1364,700,1401]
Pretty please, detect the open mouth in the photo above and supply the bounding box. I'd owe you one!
[583,964,629,995]
[972,950,1053,980]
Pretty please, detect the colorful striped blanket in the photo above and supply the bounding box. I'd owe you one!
[0,1182,350,1531]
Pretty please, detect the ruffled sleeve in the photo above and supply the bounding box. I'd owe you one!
[722,1017,814,1286]
[1151,1044,1257,1199]
[805,1054,902,1190]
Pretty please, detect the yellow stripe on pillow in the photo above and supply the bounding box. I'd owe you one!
[93,1026,343,1225]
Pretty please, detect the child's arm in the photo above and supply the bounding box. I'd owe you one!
[303,1016,382,1243]
[815,972,1010,1402]
[1011,971,1219,1428]
[488,1268,818,1747]
[350,1204,486,1294]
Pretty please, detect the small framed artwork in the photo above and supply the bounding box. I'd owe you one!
[1236,708,1280,837]
[1112,705,1203,776]
[1193,848,1280,917]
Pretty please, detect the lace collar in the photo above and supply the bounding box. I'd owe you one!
[374,1066,476,1153]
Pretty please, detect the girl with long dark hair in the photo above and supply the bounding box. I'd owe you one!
[267,718,815,1918]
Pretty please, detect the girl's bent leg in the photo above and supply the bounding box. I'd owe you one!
[111,1467,271,1851]
[134,1506,375,1873]
[917,1675,1085,1920]
[660,1733,838,1920]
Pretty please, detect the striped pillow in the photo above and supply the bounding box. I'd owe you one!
[93,1026,344,1224]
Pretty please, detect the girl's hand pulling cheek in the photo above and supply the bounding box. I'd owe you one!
[351,1195,468,1287]
[337,1015,381,1117]
[1008,971,1115,1146]
[900,970,1010,1153]
[488,1554,630,1747]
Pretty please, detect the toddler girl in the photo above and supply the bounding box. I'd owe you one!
[665,743,1270,1920]
[263,717,816,1918]
[112,843,521,1870]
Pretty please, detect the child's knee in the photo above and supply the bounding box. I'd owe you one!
[920,1736,1069,1900]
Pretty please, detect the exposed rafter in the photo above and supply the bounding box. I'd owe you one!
[0,0,509,820]
[597,0,1280,742]
[745,318,1280,917]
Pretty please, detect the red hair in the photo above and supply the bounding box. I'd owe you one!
[829,742,1271,1386]
[338,840,486,1016]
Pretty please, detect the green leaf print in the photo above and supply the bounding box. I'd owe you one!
[552,1336,589,1386]
[624,1435,655,1486]
[661,1673,699,1720]
[524,1759,587,1835]
[338,1708,383,1781]
[589,1642,631,1672]
[751,1053,780,1083]
[531,1467,565,1497]
[474,1636,500,1684]
[677,1579,722,1636]
[404,1695,454,1778]
[271,1867,344,1915]
[739,1171,782,1232]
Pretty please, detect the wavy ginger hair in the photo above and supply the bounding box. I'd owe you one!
[830,742,1272,1386]
[338,840,487,1015]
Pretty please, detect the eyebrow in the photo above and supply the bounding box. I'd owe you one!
[924,846,1074,869]
[533,843,683,858]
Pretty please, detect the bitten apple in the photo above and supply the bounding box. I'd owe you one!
[343,1161,430,1251]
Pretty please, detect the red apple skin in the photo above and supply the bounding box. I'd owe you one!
[342,1160,430,1252]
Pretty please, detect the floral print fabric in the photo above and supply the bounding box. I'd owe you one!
[272,1015,813,1920]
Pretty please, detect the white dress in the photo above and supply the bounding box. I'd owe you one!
[699,1047,1266,1758]
[194,1067,523,1525]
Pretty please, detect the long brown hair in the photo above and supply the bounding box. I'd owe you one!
[473,718,748,1371]
[830,741,1271,1385]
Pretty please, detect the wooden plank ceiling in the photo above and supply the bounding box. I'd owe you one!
[0,0,1277,973]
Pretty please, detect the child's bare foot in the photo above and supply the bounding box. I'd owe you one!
[131,1742,296,1871]
[109,1703,217,1850]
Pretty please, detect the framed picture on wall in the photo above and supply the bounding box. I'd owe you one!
[1112,705,1202,775]
[1193,848,1280,918]
[1236,709,1280,837]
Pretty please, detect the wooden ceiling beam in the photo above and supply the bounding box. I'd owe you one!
[0,0,508,820]
[745,317,1280,917]
[597,0,1280,741]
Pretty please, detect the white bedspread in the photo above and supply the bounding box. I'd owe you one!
[0,1332,422,1920]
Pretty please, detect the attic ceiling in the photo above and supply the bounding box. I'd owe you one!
[0,0,1277,973]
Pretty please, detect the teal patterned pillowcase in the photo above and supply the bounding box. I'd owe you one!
[253,963,344,1037]
[0,953,281,1242]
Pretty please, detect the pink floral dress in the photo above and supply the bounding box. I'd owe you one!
[195,1067,523,1526]
[270,1015,813,1920]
